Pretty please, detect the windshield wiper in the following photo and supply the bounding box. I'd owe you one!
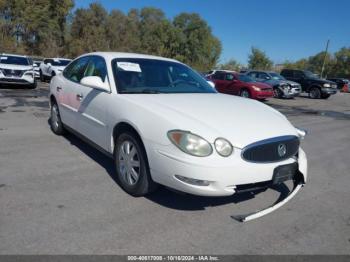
[140,89,162,94]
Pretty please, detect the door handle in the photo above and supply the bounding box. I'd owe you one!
[56,86,62,92]
[76,93,84,101]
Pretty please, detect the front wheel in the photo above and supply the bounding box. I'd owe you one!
[50,102,65,135]
[273,88,283,98]
[114,133,157,196]
[28,82,37,89]
[309,87,321,99]
[240,89,250,98]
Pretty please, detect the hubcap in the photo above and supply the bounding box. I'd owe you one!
[241,90,249,98]
[51,105,59,129]
[118,140,140,186]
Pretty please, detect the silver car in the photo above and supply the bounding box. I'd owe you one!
[246,70,301,98]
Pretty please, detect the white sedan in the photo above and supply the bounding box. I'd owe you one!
[49,52,308,221]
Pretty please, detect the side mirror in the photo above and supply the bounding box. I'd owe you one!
[80,76,110,92]
[207,80,215,88]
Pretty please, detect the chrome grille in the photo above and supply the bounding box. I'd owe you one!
[242,135,300,163]
[2,69,25,77]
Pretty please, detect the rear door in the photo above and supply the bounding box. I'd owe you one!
[58,56,90,130]
[293,71,308,91]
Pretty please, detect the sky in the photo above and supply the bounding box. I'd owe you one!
[74,0,350,65]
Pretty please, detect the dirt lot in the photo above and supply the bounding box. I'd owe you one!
[0,82,350,254]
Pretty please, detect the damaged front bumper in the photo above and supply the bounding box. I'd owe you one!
[232,170,305,222]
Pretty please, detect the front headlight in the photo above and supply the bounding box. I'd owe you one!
[168,130,213,157]
[214,138,233,157]
[252,85,261,91]
[323,83,331,88]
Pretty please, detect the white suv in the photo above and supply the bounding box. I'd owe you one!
[39,58,71,81]
[0,53,36,88]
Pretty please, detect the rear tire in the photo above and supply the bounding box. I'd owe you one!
[40,70,45,82]
[114,132,157,197]
[50,101,65,135]
[28,82,37,89]
[309,87,321,99]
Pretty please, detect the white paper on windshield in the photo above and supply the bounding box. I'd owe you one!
[117,62,141,72]
[0,57,8,60]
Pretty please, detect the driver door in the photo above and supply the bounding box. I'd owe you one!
[75,56,111,150]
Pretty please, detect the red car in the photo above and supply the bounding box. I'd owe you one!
[207,71,274,100]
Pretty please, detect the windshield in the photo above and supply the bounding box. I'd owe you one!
[52,59,71,66]
[269,72,285,80]
[239,74,255,83]
[0,56,30,66]
[304,71,319,79]
[112,58,217,94]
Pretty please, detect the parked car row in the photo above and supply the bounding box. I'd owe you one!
[205,68,347,100]
[0,53,71,88]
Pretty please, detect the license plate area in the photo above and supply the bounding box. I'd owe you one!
[273,162,298,184]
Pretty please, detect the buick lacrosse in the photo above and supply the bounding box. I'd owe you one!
[49,52,307,221]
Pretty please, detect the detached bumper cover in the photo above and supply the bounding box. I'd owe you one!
[232,171,305,222]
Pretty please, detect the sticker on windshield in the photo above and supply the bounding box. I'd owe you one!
[0,57,8,60]
[117,62,141,72]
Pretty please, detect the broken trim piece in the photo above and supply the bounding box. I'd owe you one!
[232,173,305,222]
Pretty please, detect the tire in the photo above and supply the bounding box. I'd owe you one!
[309,87,321,99]
[50,101,65,135]
[40,70,45,82]
[321,94,331,99]
[273,88,283,98]
[51,71,56,80]
[114,132,157,197]
[240,89,250,98]
[28,82,37,89]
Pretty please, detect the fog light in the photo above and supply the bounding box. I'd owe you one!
[175,175,211,186]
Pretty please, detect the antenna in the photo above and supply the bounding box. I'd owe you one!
[320,39,330,79]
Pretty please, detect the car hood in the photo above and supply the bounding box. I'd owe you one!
[247,81,272,88]
[52,66,66,71]
[262,79,300,87]
[124,93,298,148]
[0,64,33,71]
[307,78,335,84]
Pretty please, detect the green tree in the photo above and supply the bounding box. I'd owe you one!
[173,13,221,71]
[331,47,350,78]
[69,3,109,56]
[218,58,242,71]
[248,47,273,70]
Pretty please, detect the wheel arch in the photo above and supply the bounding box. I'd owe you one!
[111,121,145,155]
[49,94,57,106]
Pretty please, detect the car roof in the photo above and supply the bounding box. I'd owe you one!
[0,53,29,58]
[45,57,72,60]
[79,52,180,64]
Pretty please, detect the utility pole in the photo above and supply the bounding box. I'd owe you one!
[320,39,330,78]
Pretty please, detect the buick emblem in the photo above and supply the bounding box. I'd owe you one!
[277,143,287,157]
